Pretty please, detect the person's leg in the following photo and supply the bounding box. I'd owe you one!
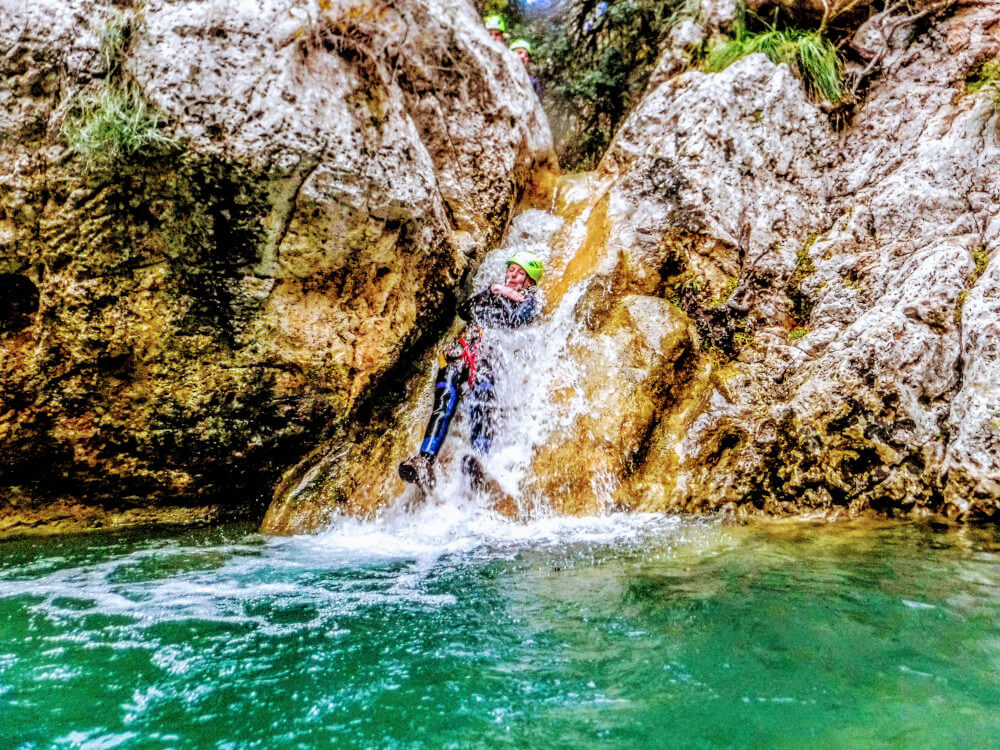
[400,360,465,486]
[468,378,496,456]
[462,378,497,490]
[420,362,464,458]
[463,378,520,518]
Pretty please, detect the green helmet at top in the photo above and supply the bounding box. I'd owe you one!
[508,38,532,53]
[507,250,543,284]
[484,14,507,33]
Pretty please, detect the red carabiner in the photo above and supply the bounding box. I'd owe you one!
[458,335,479,387]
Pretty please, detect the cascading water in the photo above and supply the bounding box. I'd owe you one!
[304,202,630,550]
[259,179,658,536]
[410,208,591,510]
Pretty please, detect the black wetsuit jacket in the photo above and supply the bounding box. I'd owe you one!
[457,287,539,330]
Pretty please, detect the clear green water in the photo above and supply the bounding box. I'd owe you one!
[1,514,999,749]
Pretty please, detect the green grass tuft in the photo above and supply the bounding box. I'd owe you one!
[972,246,990,278]
[61,9,174,171]
[99,11,132,74]
[61,84,175,170]
[705,10,844,103]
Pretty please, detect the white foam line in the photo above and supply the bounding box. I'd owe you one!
[297,506,689,565]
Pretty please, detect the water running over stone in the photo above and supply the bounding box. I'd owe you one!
[414,207,602,515]
[262,203,628,529]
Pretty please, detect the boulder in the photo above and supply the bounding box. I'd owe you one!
[594,0,1000,520]
[0,0,552,536]
[528,293,695,516]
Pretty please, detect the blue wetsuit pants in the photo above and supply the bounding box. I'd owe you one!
[418,359,495,459]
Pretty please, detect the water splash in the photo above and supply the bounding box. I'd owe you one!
[0,513,707,636]
[304,505,689,563]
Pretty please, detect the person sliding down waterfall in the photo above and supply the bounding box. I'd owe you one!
[398,251,544,493]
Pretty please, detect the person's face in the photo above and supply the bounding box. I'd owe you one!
[505,263,530,290]
[489,29,505,43]
[513,47,530,66]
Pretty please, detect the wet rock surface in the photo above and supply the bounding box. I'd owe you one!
[576,0,1000,521]
[528,293,696,516]
[0,0,551,537]
[266,0,1000,530]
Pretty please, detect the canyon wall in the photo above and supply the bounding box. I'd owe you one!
[0,0,552,536]
[266,0,1000,529]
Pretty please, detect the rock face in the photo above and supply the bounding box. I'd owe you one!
[4,0,996,535]
[527,293,695,516]
[266,0,1000,532]
[559,0,1000,521]
[0,0,552,536]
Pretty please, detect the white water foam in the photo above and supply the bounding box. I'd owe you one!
[298,504,689,564]
[0,512,709,637]
[458,208,593,504]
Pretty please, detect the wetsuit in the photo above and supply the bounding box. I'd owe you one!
[529,75,544,100]
[417,287,539,460]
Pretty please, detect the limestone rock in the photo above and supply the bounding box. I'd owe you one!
[528,292,695,516]
[261,0,1000,530]
[0,0,552,536]
[267,0,1000,527]
[571,0,1000,520]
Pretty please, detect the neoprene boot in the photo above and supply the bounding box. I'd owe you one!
[398,454,436,489]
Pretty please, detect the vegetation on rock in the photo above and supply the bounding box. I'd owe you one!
[498,0,694,169]
[61,12,175,170]
[972,245,990,279]
[966,57,1000,101]
[97,8,131,74]
[62,84,175,170]
[705,5,844,103]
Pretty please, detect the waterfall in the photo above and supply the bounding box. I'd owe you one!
[262,166,691,536]
[419,208,591,514]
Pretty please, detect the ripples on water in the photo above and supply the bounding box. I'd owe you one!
[1,511,999,749]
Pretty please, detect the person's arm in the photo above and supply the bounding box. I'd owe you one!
[531,76,545,100]
[457,289,491,321]
[506,292,539,328]
[489,284,526,303]
[459,286,539,327]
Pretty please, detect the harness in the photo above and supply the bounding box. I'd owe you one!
[458,331,482,387]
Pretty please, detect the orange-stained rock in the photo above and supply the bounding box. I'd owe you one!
[528,294,695,515]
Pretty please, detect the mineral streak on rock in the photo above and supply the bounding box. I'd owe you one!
[0,0,552,537]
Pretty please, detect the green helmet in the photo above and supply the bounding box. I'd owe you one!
[509,38,532,53]
[484,14,507,33]
[506,251,543,283]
